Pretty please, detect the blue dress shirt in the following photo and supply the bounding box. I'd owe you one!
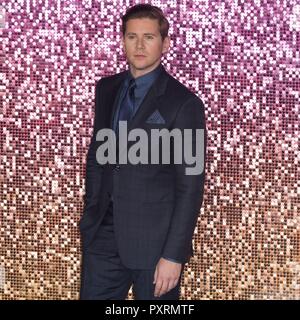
[113,63,163,132]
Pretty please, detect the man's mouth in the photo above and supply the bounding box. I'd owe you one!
[134,55,146,58]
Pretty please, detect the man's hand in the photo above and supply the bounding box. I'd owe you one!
[153,257,182,297]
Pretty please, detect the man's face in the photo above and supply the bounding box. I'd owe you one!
[122,18,170,78]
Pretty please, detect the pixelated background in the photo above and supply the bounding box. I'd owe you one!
[0,0,299,299]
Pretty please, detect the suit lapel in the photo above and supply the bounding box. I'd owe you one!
[106,71,127,130]
[104,66,170,160]
[105,66,170,132]
[127,66,169,131]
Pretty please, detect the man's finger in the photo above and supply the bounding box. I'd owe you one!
[153,267,157,284]
[154,280,163,297]
[156,280,169,297]
[166,279,177,293]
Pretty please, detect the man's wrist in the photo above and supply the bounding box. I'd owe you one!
[162,256,182,264]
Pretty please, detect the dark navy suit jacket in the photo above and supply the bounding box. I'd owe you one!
[79,64,207,269]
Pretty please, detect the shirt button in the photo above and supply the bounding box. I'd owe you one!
[115,165,120,171]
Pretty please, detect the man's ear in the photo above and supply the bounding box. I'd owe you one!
[162,36,170,54]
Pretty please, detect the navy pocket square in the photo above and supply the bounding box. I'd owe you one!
[145,110,165,124]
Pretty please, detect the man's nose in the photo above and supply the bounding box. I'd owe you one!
[136,38,145,49]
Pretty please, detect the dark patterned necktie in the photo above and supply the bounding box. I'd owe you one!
[118,78,136,124]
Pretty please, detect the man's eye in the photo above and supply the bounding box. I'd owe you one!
[145,36,153,40]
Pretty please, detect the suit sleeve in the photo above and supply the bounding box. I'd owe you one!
[162,256,182,264]
[83,79,104,216]
[161,96,207,263]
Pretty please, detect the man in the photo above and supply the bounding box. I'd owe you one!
[79,4,206,300]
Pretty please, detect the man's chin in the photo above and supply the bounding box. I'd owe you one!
[130,60,160,71]
[131,63,149,70]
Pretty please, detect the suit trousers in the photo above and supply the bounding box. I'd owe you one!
[80,200,183,300]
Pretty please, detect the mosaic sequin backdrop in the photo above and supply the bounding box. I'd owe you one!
[0,0,299,300]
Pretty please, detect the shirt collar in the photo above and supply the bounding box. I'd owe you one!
[125,63,163,89]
